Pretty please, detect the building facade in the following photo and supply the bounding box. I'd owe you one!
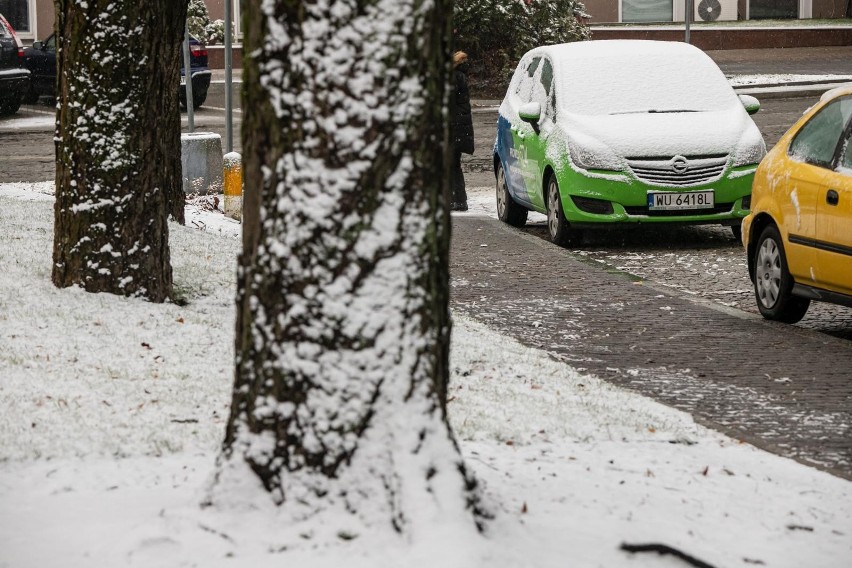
[0,0,242,42]
[1,0,848,42]
[574,0,845,24]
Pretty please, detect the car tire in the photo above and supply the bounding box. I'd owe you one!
[192,90,207,109]
[753,225,810,323]
[0,97,22,116]
[729,223,742,242]
[22,88,39,105]
[546,174,582,247]
[496,162,528,227]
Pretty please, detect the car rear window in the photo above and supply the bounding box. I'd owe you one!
[557,45,737,116]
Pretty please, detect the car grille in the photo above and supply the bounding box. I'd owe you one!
[626,154,729,187]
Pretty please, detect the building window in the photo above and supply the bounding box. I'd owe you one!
[750,0,798,19]
[622,0,674,22]
[0,0,34,34]
[231,0,243,40]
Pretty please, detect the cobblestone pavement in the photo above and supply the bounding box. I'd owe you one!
[525,221,852,341]
[450,216,852,480]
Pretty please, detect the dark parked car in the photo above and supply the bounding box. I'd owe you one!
[179,38,212,109]
[0,13,30,116]
[22,34,211,109]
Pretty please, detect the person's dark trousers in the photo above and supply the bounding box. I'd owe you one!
[452,151,467,209]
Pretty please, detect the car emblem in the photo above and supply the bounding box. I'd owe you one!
[671,157,689,174]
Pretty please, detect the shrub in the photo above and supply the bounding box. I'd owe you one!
[454,0,590,96]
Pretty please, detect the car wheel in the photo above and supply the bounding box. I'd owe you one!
[496,163,528,227]
[22,88,39,105]
[192,90,207,109]
[729,223,742,242]
[546,174,582,247]
[0,97,22,116]
[753,225,810,323]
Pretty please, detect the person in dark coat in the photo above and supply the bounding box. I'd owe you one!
[451,51,474,212]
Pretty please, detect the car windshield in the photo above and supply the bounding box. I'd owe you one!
[558,45,737,116]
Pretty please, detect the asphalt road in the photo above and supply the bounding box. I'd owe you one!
[0,90,822,183]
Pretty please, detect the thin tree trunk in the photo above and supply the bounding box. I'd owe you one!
[212,0,482,539]
[52,0,187,302]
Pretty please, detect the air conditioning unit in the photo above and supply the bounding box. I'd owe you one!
[694,0,737,22]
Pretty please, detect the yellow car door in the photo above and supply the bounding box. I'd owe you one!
[784,95,852,287]
[814,134,852,295]
[776,160,821,283]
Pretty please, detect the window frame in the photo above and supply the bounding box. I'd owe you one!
[0,0,36,40]
[620,0,674,23]
[838,119,852,173]
[231,0,244,42]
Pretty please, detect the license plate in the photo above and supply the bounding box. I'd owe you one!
[647,190,714,211]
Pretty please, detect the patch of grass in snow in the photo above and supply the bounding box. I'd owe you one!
[0,195,238,461]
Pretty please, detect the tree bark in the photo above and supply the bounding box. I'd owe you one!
[52,0,187,302]
[213,0,482,539]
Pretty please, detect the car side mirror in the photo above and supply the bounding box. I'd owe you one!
[739,94,760,115]
[32,41,42,50]
[518,102,542,124]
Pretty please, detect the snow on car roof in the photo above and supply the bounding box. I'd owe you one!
[820,85,852,103]
[526,40,738,116]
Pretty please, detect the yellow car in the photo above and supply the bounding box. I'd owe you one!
[743,86,852,323]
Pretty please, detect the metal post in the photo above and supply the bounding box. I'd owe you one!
[224,0,234,153]
[685,0,692,44]
[183,22,195,133]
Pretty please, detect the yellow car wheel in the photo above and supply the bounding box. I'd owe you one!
[753,225,810,323]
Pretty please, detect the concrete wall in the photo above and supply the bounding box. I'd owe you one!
[583,0,620,24]
[35,1,53,40]
[813,0,848,18]
[205,0,226,21]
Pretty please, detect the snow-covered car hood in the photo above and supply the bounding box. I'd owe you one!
[562,107,752,158]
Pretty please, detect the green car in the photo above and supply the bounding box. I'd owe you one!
[494,40,766,246]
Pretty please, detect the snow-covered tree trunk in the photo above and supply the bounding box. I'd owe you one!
[52,0,187,302]
[212,0,482,542]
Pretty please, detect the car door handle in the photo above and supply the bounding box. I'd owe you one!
[827,189,839,206]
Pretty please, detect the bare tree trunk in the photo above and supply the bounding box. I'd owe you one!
[52,0,187,302]
[212,0,482,540]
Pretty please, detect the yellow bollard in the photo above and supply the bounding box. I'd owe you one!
[223,152,243,222]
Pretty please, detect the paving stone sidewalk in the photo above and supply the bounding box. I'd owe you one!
[450,216,852,480]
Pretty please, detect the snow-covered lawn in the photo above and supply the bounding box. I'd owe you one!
[1,182,850,567]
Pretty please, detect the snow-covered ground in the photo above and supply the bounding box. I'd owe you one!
[1,182,850,567]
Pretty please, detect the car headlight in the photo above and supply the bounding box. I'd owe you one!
[732,129,766,167]
[568,138,622,172]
